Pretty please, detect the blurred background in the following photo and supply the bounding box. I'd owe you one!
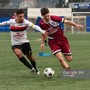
[0,0,90,8]
[0,0,90,32]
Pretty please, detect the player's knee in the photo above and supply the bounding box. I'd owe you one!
[16,52,22,58]
[67,57,72,62]
[65,56,72,62]
[68,59,72,62]
[13,49,22,58]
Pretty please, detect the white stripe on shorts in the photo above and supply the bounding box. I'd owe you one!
[52,49,61,54]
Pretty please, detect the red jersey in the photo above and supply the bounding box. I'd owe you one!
[39,15,72,55]
[39,15,65,41]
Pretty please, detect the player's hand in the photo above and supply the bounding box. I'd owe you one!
[76,24,83,29]
[40,43,44,51]
[43,31,48,36]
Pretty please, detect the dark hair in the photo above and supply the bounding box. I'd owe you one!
[16,9,24,15]
[40,8,49,16]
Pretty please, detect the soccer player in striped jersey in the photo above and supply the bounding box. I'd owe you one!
[0,9,47,75]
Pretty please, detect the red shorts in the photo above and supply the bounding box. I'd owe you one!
[48,37,72,55]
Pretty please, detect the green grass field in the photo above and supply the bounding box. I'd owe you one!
[0,32,90,90]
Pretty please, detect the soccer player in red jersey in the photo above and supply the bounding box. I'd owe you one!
[0,9,47,75]
[39,8,83,72]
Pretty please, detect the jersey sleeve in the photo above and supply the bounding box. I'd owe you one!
[0,19,12,26]
[25,20,34,27]
[26,20,45,34]
[51,16,64,23]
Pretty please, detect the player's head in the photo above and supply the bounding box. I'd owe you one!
[40,8,50,22]
[16,9,24,23]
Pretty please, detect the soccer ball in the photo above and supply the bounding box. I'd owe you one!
[44,68,55,78]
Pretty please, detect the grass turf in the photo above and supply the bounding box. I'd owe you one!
[0,32,90,90]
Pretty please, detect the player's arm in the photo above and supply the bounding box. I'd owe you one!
[0,19,11,26]
[0,21,8,26]
[31,24,46,34]
[52,16,82,29]
[64,19,83,29]
[27,21,46,34]
[40,34,47,51]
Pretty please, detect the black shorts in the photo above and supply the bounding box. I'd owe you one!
[12,43,32,55]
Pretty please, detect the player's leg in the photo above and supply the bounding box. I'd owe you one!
[48,42,70,70]
[64,55,72,62]
[22,43,40,74]
[61,39,73,73]
[12,45,32,70]
[55,52,70,69]
[26,54,40,74]
[61,37,72,62]
[48,39,71,71]
[55,52,72,75]
[64,55,73,74]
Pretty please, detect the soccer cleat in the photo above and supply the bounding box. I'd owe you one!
[36,70,40,75]
[31,67,40,75]
[31,67,35,73]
